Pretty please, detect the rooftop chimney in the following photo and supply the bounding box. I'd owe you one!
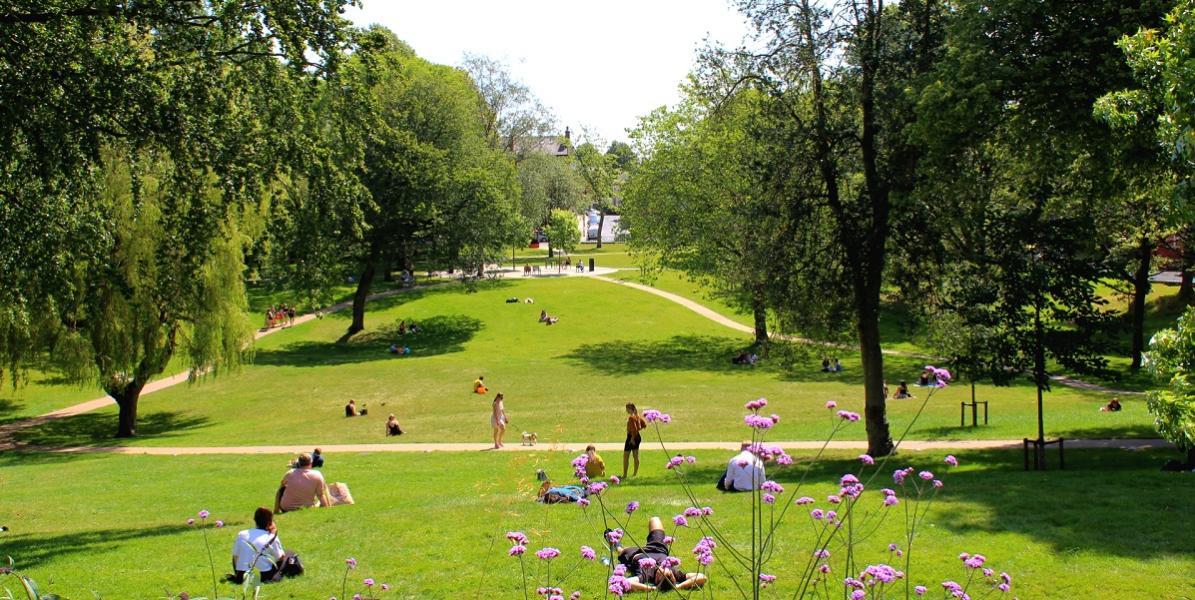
[564,126,571,140]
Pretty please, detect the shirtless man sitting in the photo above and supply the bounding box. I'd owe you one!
[275,454,332,513]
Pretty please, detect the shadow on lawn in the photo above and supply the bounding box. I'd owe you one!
[255,314,483,367]
[633,447,1192,560]
[10,411,209,454]
[0,524,196,569]
[560,336,757,375]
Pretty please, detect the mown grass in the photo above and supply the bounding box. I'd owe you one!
[1,447,1191,599]
[11,277,1153,449]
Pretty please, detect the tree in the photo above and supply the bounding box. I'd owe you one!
[606,140,637,170]
[542,209,581,258]
[624,91,794,347]
[701,0,946,456]
[332,28,520,334]
[0,0,356,436]
[461,53,556,160]
[1146,306,1195,467]
[517,152,585,233]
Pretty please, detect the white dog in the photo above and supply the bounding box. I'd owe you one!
[521,431,538,446]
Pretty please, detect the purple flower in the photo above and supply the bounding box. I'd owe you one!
[851,590,866,600]
[818,564,831,574]
[683,507,702,517]
[666,456,685,469]
[914,586,927,596]
[759,573,776,585]
[944,455,958,467]
[745,398,768,411]
[214,520,224,528]
[571,592,582,600]
[625,501,639,515]
[663,535,674,545]
[197,510,210,519]
[918,470,934,481]
[506,532,528,545]
[609,475,621,485]
[795,496,815,505]
[825,400,837,409]
[999,583,1010,592]
[637,557,656,570]
[672,515,689,527]
[536,547,561,561]
[186,518,195,525]
[744,414,775,429]
[606,529,624,545]
[837,410,861,422]
[587,482,608,496]
[701,506,714,515]
[509,545,526,556]
[580,546,596,560]
[933,479,943,489]
[858,454,875,465]
[889,543,899,552]
[577,498,590,507]
[761,480,784,493]
[811,509,825,520]
[363,578,374,587]
[827,495,841,504]
[346,557,357,569]
[814,549,830,559]
[883,495,899,506]
[643,409,671,423]
[382,584,390,591]
[762,493,776,504]
[964,554,986,569]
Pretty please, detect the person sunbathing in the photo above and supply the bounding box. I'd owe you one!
[474,376,488,394]
[610,516,708,592]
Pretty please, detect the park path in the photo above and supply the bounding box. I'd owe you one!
[591,275,1144,396]
[25,437,1172,456]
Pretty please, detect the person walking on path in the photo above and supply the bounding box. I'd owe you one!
[490,393,509,449]
[622,403,647,479]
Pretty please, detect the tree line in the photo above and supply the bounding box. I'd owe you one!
[621,0,1194,456]
[0,3,621,437]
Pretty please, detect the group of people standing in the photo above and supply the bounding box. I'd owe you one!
[264,304,296,329]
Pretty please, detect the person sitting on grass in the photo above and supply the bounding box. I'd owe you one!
[717,441,765,492]
[409,321,419,334]
[539,310,549,323]
[893,381,914,399]
[386,413,404,436]
[474,376,488,394]
[345,399,360,417]
[831,357,843,372]
[311,448,324,468]
[584,444,606,478]
[398,320,407,335]
[609,516,708,592]
[230,507,298,584]
[1100,397,1123,412]
[545,315,559,325]
[917,367,933,386]
[275,454,332,513]
[821,357,831,372]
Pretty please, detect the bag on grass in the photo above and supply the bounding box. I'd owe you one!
[541,485,586,504]
[329,482,355,505]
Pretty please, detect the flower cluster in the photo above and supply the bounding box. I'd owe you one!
[744,413,778,429]
[924,365,953,387]
[642,409,671,423]
[665,455,697,469]
[535,547,560,561]
[506,532,528,557]
[691,536,716,566]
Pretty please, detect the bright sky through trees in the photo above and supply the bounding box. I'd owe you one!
[346,0,748,142]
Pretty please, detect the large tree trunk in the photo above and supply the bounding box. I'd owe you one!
[348,251,378,335]
[858,291,893,457]
[1181,269,1194,304]
[751,283,769,348]
[111,380,146,438]
[1129,236,1152,371]
[596,210,605,249]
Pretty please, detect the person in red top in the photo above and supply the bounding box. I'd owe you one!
[622,403,648,479]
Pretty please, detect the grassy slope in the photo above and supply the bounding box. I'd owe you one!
[13,277,1153,448]
[2,448,1191,599]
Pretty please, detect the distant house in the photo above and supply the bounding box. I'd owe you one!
[514,126,571,158]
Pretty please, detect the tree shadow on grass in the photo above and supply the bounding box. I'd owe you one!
[254,314,484,368]
[10,411,209,452]
[559,336,760,375]
[634,447,1192,560]
[0,524,197,570]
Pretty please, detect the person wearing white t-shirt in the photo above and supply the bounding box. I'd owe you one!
[720,442,765,492]
[230,507,285,584]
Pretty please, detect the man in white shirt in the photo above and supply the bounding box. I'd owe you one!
[230,507,285,584]
[719,441,765,492]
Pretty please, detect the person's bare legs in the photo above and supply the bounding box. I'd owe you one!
[496,424,506,448]
[632,449,641,477]
[492,426,501,449]
[647,516,664,532]
[621,451,630,479]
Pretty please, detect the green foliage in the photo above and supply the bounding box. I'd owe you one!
[543,209,581,256]
[1146,307,1195,450]
[516,152,585,227]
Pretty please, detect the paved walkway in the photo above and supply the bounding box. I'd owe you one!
[23,437,1172,456]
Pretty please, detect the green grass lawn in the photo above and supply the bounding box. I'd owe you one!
[2,447,1191,599]
[11,277,1153,449]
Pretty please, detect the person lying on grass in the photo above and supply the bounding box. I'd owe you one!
[610,516,708,592]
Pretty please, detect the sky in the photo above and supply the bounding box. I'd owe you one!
[345,0,750,144]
